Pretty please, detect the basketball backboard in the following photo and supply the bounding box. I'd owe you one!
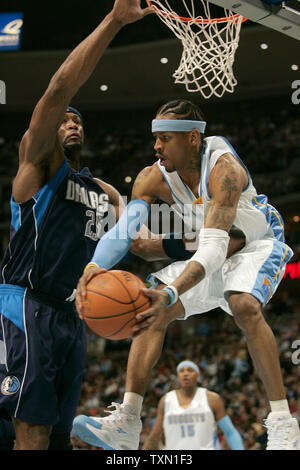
[209,0,300,40]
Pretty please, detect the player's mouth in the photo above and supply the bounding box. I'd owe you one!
[182,377,191,383]
[67,132,80,140]
[156,154,166,165]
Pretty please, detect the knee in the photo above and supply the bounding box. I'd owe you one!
[228,293,263,336]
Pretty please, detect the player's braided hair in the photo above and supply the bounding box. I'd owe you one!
[156,99,205,129]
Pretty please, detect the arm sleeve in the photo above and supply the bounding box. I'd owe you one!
[90,199,149,269]
[217,415,244,450]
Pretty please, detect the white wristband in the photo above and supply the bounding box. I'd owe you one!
[162,285,179,306]
[190,228,230,278]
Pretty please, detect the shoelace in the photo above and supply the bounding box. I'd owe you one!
[102,402,137,425]
[102,401,140,424]
[103,402,123,421]
[264,419,291,449]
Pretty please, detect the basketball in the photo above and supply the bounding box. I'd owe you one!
[81,270,151,340]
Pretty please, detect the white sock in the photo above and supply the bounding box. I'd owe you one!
[269,399,290,415]
[123,392,143,416]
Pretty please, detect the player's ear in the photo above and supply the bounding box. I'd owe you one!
[190,129,201,147]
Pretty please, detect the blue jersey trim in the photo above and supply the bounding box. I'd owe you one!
[205,136,251,199]
[10,159,69,232]
[251,240,293,306]
[252,194,285,242]
[0,284,26,332]
[10,198,21,232]
[155,162,185,210]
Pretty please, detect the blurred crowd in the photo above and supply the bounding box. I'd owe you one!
[0,101,300,242]
[72,270,300,451]
[0,99,299,451]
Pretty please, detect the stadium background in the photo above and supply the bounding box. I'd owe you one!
[0,0,299,450]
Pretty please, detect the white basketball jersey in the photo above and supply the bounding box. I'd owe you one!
[156,135,285,243]
[163,387,219,450]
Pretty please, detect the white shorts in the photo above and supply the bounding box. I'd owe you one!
[146,238,293,320]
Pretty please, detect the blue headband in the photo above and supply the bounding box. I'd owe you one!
[66,106,83,125]
[152,119,206,134]
[176,360,200,375]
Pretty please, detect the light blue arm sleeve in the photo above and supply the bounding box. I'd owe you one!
[90,199,150,270]
[217,415,244,450]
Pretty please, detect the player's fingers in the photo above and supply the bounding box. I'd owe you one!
[132,317,154,335]
[135,309,153,321]
[75,291,84,319]
[140,287,153,297]
[140,287,161,301]
[83,267,106,293]
[78,276,88,298]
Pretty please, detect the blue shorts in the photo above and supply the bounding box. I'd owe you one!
[0,284,87,433]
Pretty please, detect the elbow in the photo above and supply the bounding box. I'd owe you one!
[47,68,74,99]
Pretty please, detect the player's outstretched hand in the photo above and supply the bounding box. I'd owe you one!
[111,0,154,26]
[76,265,106,319]
[132,288,169,336]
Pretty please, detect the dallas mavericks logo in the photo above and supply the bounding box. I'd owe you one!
[1,375,20,395]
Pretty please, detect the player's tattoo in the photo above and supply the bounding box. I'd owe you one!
[131,166,154,201]
[174,261,205,295]
[132,167,152,190]
[186,156,201,172]
[205,158,242,231]
[204,201,236,231]
[219,173,239,202]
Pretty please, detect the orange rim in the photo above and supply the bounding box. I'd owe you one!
[147,0,247,24]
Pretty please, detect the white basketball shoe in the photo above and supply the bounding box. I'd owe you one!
[264,412,300,450]
[72,402,142,450]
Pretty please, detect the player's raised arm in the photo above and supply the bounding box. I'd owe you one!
[14,0,153,203]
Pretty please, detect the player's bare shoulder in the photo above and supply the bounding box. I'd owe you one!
[94,178,123,205]
[212,152,248,189]
[132,163,173,205]
[206,390,227,419]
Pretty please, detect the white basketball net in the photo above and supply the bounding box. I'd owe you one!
[147,0,245,98]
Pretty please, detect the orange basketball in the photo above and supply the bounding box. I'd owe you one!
[81,270,151,340]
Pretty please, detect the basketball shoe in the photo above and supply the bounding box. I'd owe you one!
[72,402,142,450]
[264,412,300,450]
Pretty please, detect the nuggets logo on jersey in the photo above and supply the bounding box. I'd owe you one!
[163,388,219,450]
[167,412,206,425]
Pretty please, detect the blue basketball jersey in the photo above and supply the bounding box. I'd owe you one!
[0,159,110,303]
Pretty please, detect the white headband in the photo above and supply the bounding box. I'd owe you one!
[176,360,200,375]
[152,119,207,134]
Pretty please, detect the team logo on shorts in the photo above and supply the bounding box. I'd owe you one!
[262,277,273,302]
[1,376,20,395]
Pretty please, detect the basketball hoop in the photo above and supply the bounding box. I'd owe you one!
[146,0,247,98]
